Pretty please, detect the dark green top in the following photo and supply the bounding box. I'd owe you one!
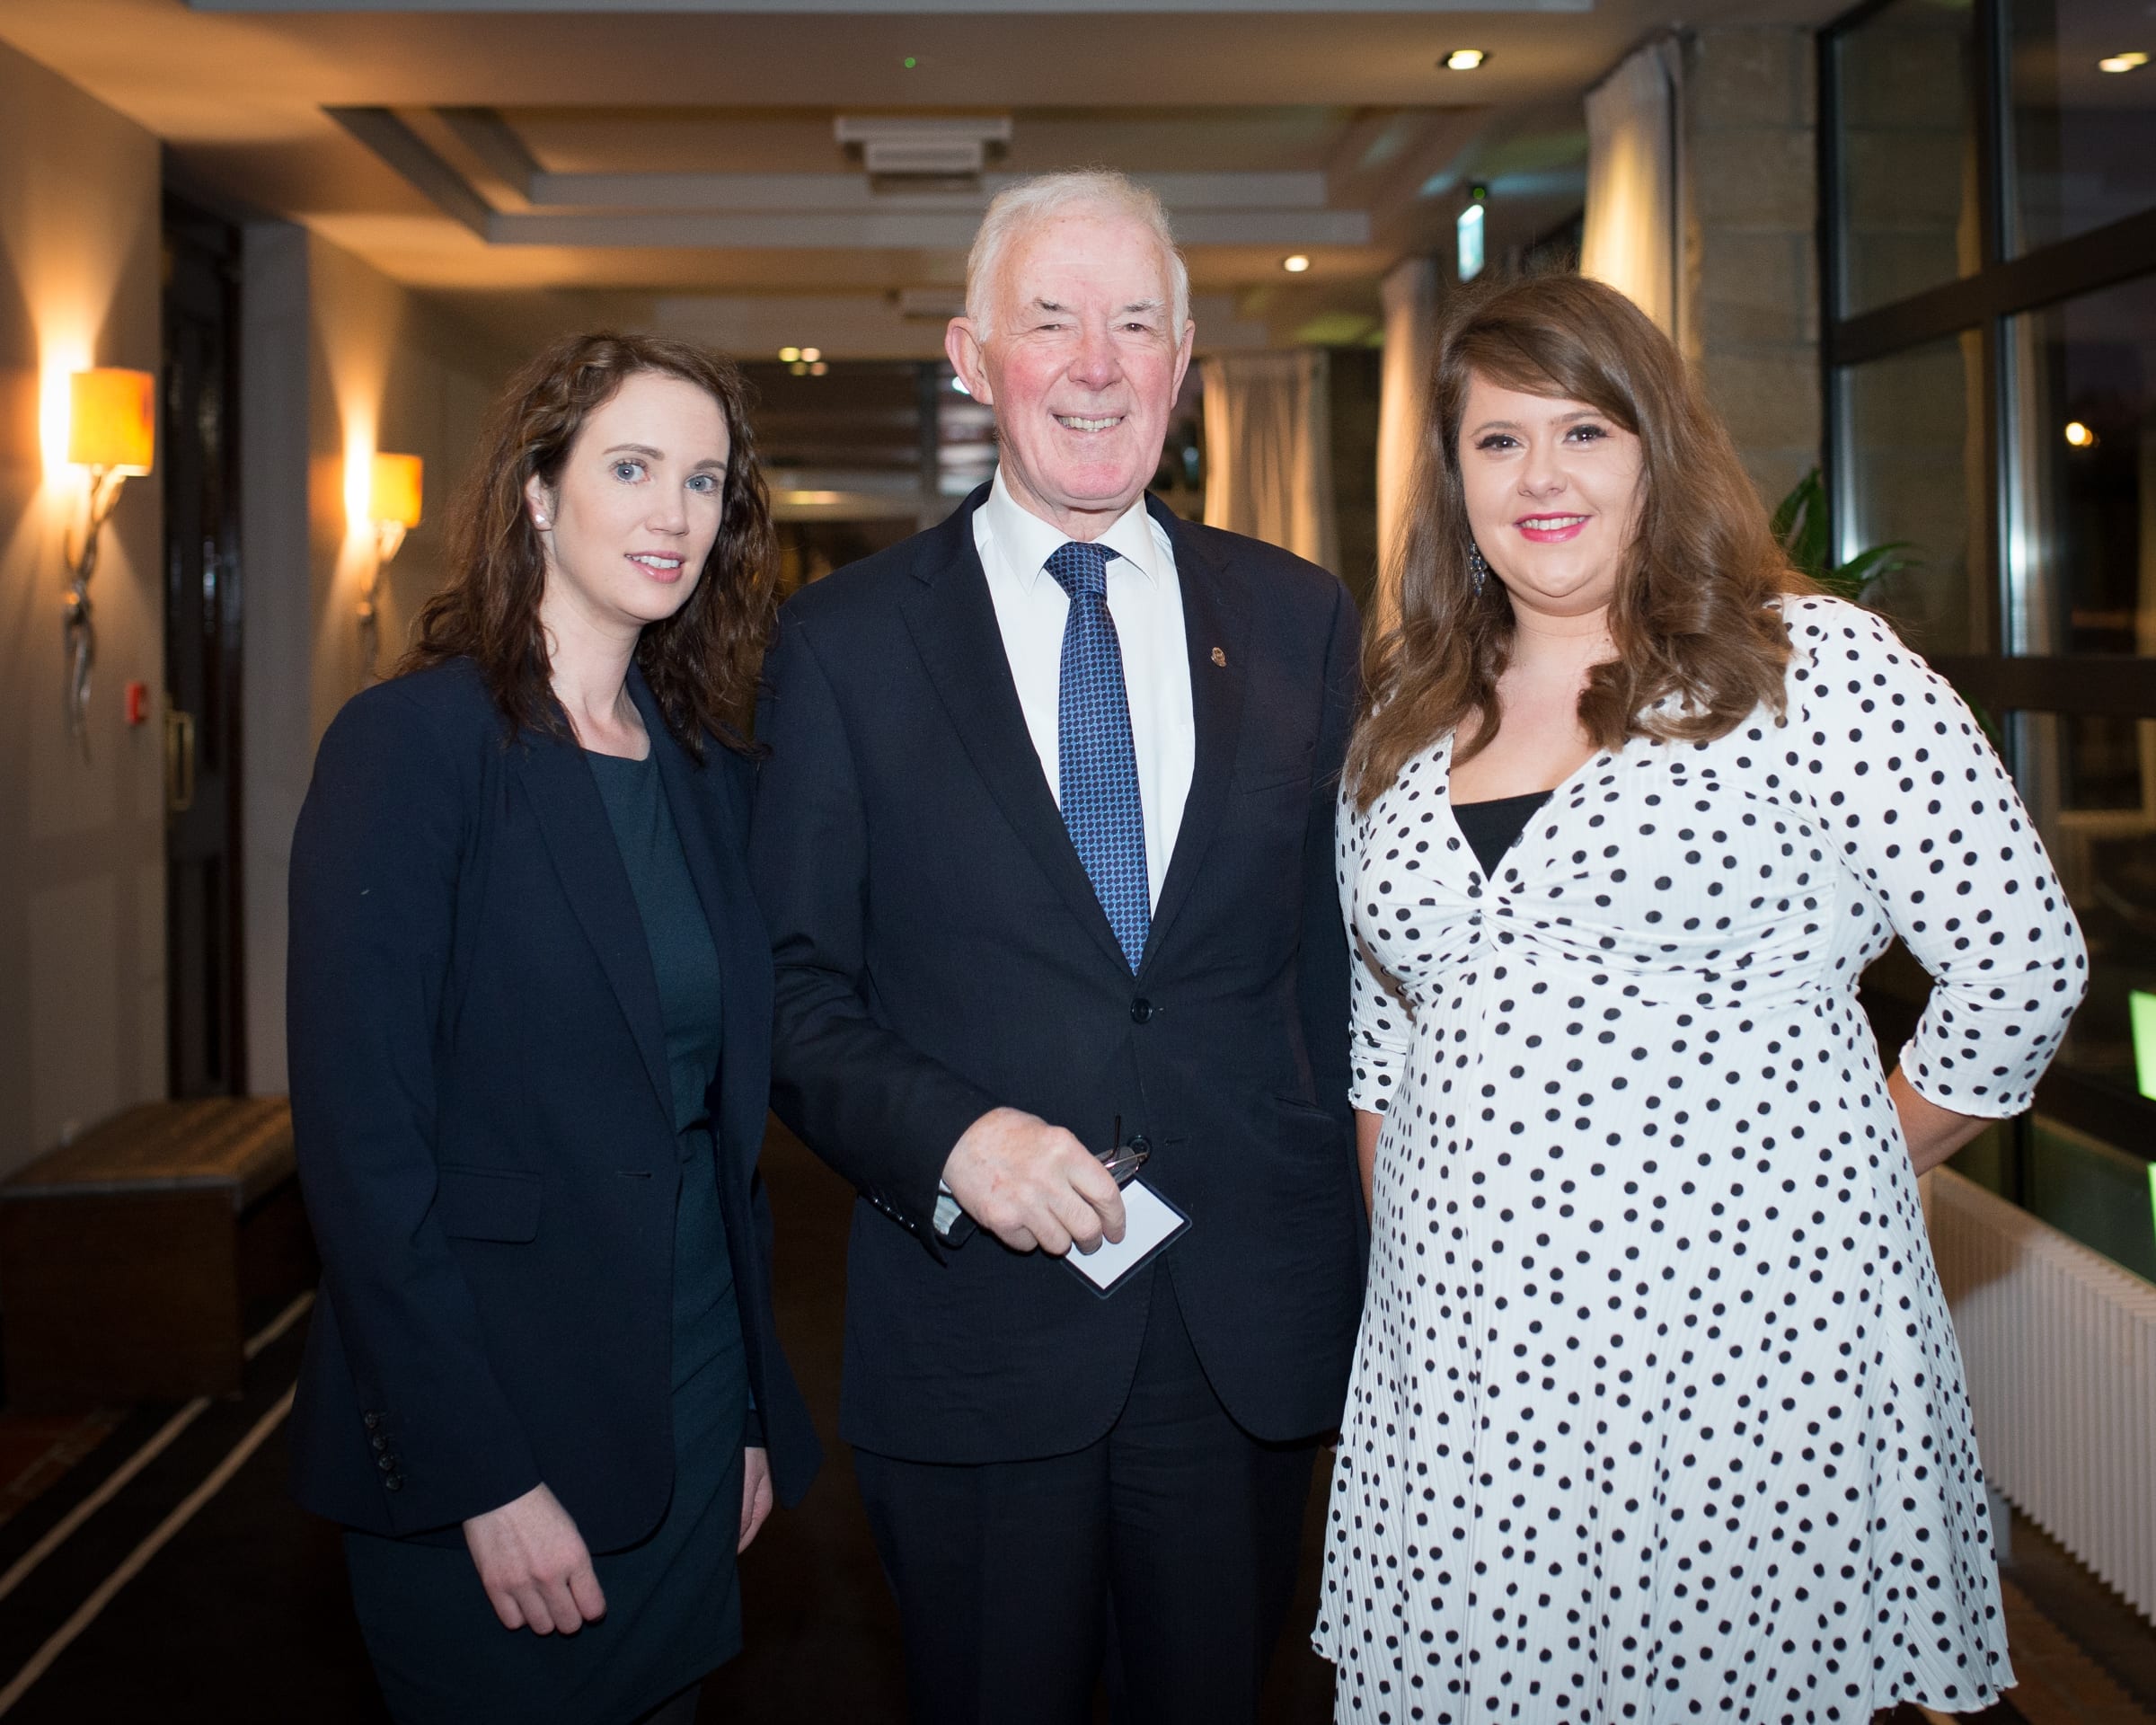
[588,748,726,1137]
[587,748,738,1393]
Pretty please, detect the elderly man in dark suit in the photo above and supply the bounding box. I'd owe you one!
[751,168,1364,1725]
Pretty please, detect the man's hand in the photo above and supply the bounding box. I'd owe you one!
[941,1107,1127,1255]
[738,1446,773,1552]
[463,1482,605,1634]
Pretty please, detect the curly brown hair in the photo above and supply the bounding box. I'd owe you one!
[400,331,777,758]
[1348,274,1813,809]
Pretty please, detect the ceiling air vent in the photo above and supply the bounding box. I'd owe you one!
[834,116,1012,192]
[896,288,968,321]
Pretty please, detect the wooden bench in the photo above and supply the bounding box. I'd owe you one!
[0,1099,315,1410]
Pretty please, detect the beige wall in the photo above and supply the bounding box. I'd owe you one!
[0,39,164,1176]
[239,234,522,1096]
[301,237,515,743]
[0,28,525,1166]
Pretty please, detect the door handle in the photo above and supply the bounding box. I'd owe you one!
[164,703,196,818]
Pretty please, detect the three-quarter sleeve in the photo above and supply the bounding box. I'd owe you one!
[1785,596,2088,1117]
[1338,783,1416,1114]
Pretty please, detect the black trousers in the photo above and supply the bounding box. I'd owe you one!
[853,1273,1319,1725]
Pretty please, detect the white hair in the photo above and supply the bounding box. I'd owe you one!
[963,169,1190,343]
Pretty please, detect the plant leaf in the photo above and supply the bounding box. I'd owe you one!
[1772,466,1832,582]
[1833,542,1921,591]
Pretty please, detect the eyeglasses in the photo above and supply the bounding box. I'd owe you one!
[1093,1115,1151,1188]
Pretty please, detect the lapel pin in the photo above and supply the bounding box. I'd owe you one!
[1210,646,1226,668]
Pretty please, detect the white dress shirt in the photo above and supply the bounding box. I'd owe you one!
[973,467,1195,911]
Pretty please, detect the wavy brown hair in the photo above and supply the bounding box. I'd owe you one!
[400,331,777,758]
[1348,274,1813,809]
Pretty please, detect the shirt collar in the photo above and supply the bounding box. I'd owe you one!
[984,466,1162,592]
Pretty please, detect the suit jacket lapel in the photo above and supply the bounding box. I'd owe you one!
[632,672,773,1170]
[900,491,1131,975]
[515,722,673,1123]
[1143,499,1252,970]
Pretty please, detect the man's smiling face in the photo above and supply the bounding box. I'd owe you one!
[948,206,1193,541]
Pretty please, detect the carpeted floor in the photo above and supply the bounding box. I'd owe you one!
[0,1126,1341,1721]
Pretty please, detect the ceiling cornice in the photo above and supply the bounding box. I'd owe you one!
[331,107,1378,249]
[198,0,1587,13]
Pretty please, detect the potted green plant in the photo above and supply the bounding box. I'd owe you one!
[1770,466,1919,604]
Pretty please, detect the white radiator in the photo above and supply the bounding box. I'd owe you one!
[1926,1167,2156,1623]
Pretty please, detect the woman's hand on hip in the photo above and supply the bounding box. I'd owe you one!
[1888,1066,1991,1177]
[738,1446,773,1552]
[463,1482,605,1634]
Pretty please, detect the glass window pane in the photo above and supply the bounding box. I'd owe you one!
[2002,271,2156,655]
[2007,0,2156,253]
[1833,0,1984,315]
[1944,1120,2012,1195]
[2013,706,2156,1279]
[1836,332,1988,653]
[2028,1118,2156,1281]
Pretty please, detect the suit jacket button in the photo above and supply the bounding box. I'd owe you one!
[363,1412,382,1430]
[384,1475,403,1493]
[377,1454,397,1472]
[1129,997,1154,1024]
[371,1434,388,1452]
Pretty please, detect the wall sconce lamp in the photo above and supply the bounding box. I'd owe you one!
[359,452,423,681]
[62,367,156,749]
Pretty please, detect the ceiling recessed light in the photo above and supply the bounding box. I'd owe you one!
[778,346,800,362]
[1283,254,1312,273]
[2098,49,2148,70]
[1445,49,1488,70]
[789,361,808,376]
[2065,420,2098,447]
[809,361,829,376]
[800,347,822,363]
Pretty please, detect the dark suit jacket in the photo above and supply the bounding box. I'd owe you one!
[286,658,819,1549]
[750,486,1364,1464]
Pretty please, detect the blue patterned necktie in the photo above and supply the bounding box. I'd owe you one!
[1046,540,1149,972]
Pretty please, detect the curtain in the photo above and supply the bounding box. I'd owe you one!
[1581,37,1684,339]
[1200,349,1338,573]
[1375,256,1439,621]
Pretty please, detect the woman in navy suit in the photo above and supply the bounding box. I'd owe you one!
[286,332,818,1724]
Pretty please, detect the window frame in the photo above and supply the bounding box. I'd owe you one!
[1819,0,2156,1190]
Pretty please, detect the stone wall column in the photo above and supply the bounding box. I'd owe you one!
[1683,26,1821,509]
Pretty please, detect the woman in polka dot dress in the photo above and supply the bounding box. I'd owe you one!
[1316,274,2087,1724]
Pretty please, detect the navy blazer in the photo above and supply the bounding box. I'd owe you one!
[286,658,818,1549]
[751,487,1365,1464]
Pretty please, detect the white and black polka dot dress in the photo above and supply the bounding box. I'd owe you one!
[1316,597,2088,1723]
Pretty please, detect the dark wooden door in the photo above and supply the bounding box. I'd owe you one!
[162,199,245,1097]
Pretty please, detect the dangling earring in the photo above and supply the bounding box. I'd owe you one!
[1467,543,1489,597]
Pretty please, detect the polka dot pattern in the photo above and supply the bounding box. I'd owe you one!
[1315,597,2089,1722]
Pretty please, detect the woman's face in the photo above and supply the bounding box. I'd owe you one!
[526,370,731,636]
[1455,371,1646,624]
